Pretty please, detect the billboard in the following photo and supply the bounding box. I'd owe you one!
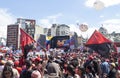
[50,36,70,49]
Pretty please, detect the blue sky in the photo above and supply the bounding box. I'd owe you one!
[0,0,120,38]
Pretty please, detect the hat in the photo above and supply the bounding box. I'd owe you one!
[31,70,41,78]
[14,61,19,66]
[110,63,116,67]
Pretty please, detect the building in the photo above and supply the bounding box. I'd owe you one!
[109,32,120,45]
[7,24,20,49]
[34,25,44,41]
[7,18,44,49]
[99,26,120,52]
[56,24,70,36]
[47,29,52,36]
[110,32,120,39]
[44,28,49,36]
[43,24,70,37]
[50,24,70,36]
[43,28,51,36]
[17,18,36,38]
[99,26,120,42]
[99,26,108,37]
[51,24,58,36]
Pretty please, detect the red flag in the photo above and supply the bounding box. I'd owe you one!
[86,30,111,45]
[20,28,35,52]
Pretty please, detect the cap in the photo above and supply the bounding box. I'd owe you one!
[14,61,19,66]
[110,63,116,67]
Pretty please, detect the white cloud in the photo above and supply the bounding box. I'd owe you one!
[85,27,99,38]
[39,19,52,28]
[116,14,120,17]
[85,0,120,8]
[85,0,96,8]
[0,8,15,38]
[39,13,63,28]
[101,19,120,33]
[47,13,63,19]
[103,19,120,24]
[100,15,104,18]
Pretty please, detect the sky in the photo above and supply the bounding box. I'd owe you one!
[0,0,120,38]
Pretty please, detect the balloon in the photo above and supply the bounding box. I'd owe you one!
[79,24,88,32]
[93,0,105,10]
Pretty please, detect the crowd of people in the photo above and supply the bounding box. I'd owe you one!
[0,46,120,78]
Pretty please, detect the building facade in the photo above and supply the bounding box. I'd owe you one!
[44,28,49,36]
[17,18,36,38]
[56,24,70,36]
[43,28,51,36]
[99,26,120,42]
[50,24,70,36]
[7,18,44,49]
[51,24,58,36]
[99,26,120,52]
[99,27,108,37]
[34,25,44,41]
[7,24,20,49]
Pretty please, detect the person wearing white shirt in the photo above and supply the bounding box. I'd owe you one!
[27,50,34,60]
